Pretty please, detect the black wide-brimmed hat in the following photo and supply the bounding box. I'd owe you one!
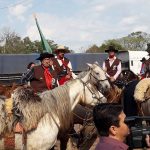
[36,52,54,61]
[140,57,146,62]
[105,45,118,53]
[54,45,70,54]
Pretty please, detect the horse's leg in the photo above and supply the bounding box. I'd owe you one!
[60,135,69,150]
[78,125,97,150]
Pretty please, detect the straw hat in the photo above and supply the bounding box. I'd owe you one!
[54,45,70,54]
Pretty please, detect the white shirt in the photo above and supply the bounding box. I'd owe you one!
[102,56,121,80]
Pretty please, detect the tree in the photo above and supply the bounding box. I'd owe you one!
[0,27,21,53]
[0,27,59,54]
[86,44,100,53]
[146,43,150,54]
[116,31,148,51]
[99,39,126,52]
[85,40,125,53]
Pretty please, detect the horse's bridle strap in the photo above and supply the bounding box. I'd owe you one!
[78,78,105,103]
[90,72,108,82]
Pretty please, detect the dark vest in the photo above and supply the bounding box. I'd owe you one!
[52,57,70,79]
[105,58,121,77]
[30,65,58,93]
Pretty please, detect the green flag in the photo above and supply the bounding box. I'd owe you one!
[34,16,53,53]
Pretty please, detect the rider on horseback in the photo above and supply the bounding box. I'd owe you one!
[144,52,150,78]
[143,44,150,78]
[103,45,122,83]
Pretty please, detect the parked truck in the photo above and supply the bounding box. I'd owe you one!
[117,50,149,74]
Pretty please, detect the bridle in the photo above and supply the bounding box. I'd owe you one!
[89,69,108,82]
[89,68,109,94]
[77,69,107,104]
[79,78,105,103]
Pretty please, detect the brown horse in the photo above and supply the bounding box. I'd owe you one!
[114,69,139,89]
[0,83,19,98]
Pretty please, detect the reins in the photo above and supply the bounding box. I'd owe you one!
[89,72,108,82]
[78,78,105,104]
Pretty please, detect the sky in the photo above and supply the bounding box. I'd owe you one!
[0,0,150,52]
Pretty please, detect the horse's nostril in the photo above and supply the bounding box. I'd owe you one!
[105,85,108,89]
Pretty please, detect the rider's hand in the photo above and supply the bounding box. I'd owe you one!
[145,135,150,147]
[110,77,115,82]
[65,74,71,79]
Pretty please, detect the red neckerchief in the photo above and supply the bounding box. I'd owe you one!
[42,65,52,90]
[57,57,69,69]
[109,54,115,59]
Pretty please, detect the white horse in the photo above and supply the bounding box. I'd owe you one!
[1,63,110,150]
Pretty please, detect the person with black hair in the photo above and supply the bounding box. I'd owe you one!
[27,62,35,70]
[93,103,129,150]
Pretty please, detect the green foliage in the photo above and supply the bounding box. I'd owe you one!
[146,43,150,53]
[0,28,59,54]
[121,35,146,51]
[99,40,126,52]
[86,44,100,53]
[85,40,126,53]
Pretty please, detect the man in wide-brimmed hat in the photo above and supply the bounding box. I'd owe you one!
[103,45,122,82]
[140,57,146,62]
[139,57,147,79]
[52,45,76,85]
[21,52,58,93]
[142,44,150,78]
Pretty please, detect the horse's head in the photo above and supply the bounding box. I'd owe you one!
[0,97,6,135]
[87,62,110,93]
[118,70,138,86]
[82,86,107,106]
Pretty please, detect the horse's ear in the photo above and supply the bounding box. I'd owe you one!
[94,61,99,65]
[87,63,93,69]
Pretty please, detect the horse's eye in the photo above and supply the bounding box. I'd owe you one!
[96,73,99,75]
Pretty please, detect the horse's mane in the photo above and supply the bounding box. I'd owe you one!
[77,70,88,78]
[12,81,73,132]
[105,85,122,103]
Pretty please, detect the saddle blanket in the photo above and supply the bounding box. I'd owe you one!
[0,134,23,150]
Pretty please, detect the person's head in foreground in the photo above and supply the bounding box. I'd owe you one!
[93,103,129,149]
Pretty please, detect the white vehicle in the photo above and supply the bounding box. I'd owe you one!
[117,50,149,75]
